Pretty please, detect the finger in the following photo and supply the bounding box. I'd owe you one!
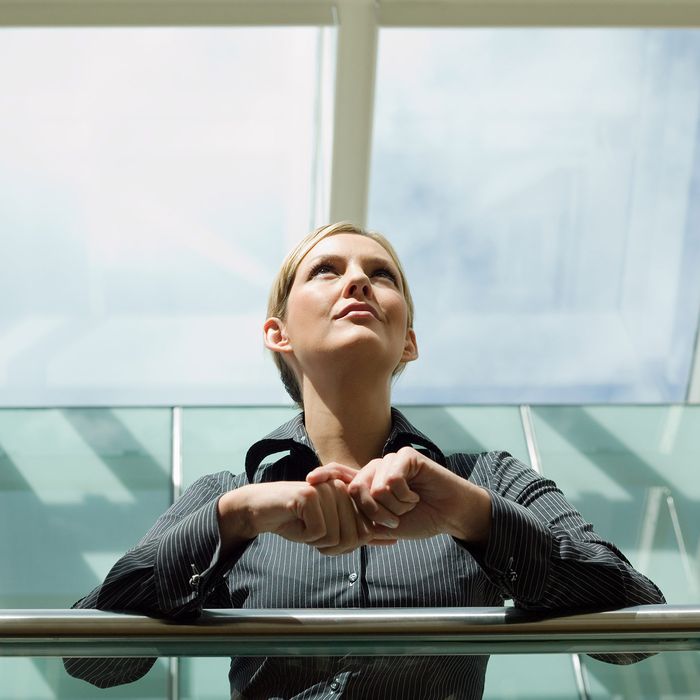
[305,482,340,547]
[317,480,358,555]
[306,463,359,485]
[372,453,420,505]
[348,479,401,529]
[373,484,419,517]
[295,485,326,543]
[387,478,420,504]
[369,463,420,515]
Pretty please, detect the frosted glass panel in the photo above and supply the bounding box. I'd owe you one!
[369,29,700,403]
[181,405,529,488]
[484,655,577,699]
[400,405,529,464]
[0,27,334,407]
[532,404,700,699]
[0,408,171,699]
[182,406,299,487]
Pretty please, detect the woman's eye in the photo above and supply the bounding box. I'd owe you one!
[309,263,335,277]
[374,268,397,283]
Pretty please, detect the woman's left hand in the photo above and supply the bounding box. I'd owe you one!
[306,447,492,546]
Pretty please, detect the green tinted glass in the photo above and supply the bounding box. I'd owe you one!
[531,405,700,698]
[399,406,530,465]
[0,408,171,699]
[181,406,298,488]
[180,406,297,698]
[484,654,578,699]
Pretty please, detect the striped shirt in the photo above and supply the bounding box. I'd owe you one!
[64,407,664,699]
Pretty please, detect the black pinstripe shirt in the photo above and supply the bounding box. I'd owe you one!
[64,408,664,699]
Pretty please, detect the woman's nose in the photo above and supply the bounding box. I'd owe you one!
[342,268,372,298]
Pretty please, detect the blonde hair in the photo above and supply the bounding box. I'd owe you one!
[267,222,415,407]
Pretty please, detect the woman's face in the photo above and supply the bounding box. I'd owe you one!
[269,233,417,381]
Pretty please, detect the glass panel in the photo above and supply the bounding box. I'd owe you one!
[180,657,231,700]
[369,28,700,403]
[181,406,297,699]
[181,406,299,487]
[585,653,700,700]
[399,405,529,465]
[181,405,529,487]
[484,655,577,699]
[0,408,172,698]
[531,404,700,698]
[180,405,530,698]
[0,27,334,407]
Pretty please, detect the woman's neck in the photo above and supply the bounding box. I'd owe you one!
[301,378,393,469]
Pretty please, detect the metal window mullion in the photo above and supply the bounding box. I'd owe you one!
[170,406,183,700]
[328,0,378,225]
[687,310,700,402]
[519,405,542,475]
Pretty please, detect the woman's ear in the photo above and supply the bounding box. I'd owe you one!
[402,328,418,363]
[263,317,294,355]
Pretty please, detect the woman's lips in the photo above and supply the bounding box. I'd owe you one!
[335,303,379,319]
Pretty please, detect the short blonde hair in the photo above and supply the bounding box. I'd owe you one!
[267,222,415,407]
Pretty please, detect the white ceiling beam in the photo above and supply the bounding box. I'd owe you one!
[328,0,378,226]
[2,0,700,26]
[378,1,700,27]
[0,1,334,26]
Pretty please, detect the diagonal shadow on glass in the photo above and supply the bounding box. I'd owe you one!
[0,409,170,700]
[60,408,168,490]
[531,406,700,698]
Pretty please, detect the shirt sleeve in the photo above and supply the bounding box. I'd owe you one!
[63,470,247,688]
[455,451,666,665]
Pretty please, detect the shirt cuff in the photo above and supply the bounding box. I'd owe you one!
[153,497,236,617]
[459,491,553,605]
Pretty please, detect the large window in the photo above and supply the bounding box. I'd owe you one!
[2,25,699,406]
[369,29,700,403]
[0,27,335,405]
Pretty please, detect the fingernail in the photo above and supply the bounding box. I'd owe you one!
[380,518,399,528]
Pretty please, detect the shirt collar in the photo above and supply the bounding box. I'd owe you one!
[245,407,447,482]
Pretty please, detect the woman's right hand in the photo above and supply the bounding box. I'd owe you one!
[217,481,395,556]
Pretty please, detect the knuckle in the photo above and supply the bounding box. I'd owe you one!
[371,484,392,499]
[348,481,363,497]
[300,483,317,499]
[385,473,403,487]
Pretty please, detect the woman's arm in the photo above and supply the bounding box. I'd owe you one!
[307,446,665,662]
[65,471,383,687]
[64,471,242,687]
[460,451,665,614]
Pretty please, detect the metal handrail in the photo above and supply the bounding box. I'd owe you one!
[1,605,699,657]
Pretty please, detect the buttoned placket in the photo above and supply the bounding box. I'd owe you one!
[346,546,363,596]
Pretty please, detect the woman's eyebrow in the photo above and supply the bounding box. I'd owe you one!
[305,254,340,267]
[306,253,397,271]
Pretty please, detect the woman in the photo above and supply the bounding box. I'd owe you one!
[65,222,664,699]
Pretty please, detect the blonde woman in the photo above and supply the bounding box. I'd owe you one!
[66,222,664,699]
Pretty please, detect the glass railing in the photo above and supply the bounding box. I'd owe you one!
[1,405,698,698]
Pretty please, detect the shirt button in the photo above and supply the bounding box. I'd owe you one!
[348,572,358,584]
[330,680,340,691]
